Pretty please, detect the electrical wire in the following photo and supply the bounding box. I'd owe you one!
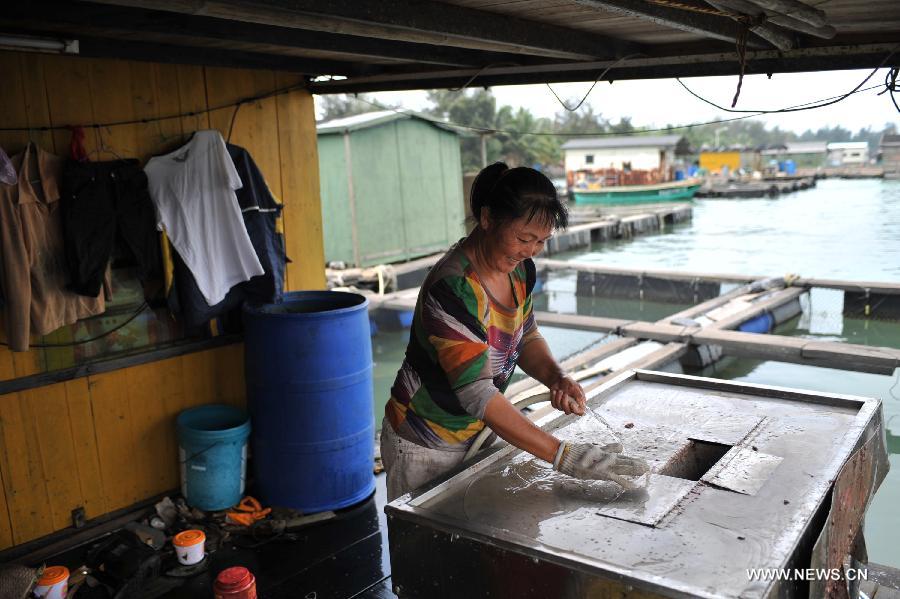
[354,80,885,138]
[676,46,900,114]
[878,67,900,114]
[0,302,150,348]
[2,47,894,136]
[547,54,644,112]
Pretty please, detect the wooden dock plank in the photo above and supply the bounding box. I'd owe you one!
[662,282,759,323]
[536,258,758,285]
[534,311,630,333]
[693,329,900,375]
[706,287,806,330]
[505,338,638,401]
[532,310,900,375]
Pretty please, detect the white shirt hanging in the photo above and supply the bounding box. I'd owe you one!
[145,130,264,305]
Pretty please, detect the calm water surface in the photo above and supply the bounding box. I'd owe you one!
[371,178,900,565]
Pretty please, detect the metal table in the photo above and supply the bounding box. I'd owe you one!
[386,370,887,598]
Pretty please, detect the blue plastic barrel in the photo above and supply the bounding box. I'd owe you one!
[243,291,374,513]
[176,405,250,511]
[738,312,774,334]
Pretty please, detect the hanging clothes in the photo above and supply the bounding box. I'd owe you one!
[227,142,286,304]
[0,143,106,352]
[166,143,286,328]
[60,159,162,297]
[145,130,263,306]
[0,146,15,185]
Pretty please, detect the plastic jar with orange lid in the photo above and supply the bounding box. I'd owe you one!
[33,565,69,599]
[172,529,206,565]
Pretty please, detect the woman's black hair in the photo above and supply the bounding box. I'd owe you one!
[469,162,568,230]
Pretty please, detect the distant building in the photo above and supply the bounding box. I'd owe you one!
[561,135,690,187]
[826,142,869,166]
[699,146,762,174]
[880,134,900,178]
[760,141,827,168]
[317,110,465,267]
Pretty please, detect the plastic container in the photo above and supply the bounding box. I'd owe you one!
[176,405,250,510]
[173,529,206,565]
[213,566,257,599]
[33,566,69,599]
[243,291,375,512]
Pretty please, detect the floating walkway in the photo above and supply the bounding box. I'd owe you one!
[696,176,816,199]
[369,261,900,378]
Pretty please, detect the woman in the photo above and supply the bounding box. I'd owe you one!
[381,163,648,501]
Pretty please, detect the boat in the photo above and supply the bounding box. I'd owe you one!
[571,178,701,205]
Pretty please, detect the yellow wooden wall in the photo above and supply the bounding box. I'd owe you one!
[0,51,325,549]
[699,151,741,173]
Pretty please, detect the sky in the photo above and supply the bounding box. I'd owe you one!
[336,69,900,135]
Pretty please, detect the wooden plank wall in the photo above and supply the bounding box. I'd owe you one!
[0,51,325,548]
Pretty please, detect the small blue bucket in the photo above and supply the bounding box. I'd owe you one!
[176,405,251,511]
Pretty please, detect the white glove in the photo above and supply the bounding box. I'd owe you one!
[552,441,649,488]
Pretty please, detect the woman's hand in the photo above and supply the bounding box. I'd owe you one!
[549,374,586,415]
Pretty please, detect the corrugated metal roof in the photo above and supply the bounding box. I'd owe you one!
[827,142,869,150]
[761,141,827,155]
[880,134,900,146]
[317,110,463,136]
[8,1,900,93]
[561,135,683,150]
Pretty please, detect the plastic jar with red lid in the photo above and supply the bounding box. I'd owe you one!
[213,566,257,599]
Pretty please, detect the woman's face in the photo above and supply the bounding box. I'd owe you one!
[481,212,554,274]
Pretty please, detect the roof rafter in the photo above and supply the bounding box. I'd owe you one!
[13,1,559,68]
[81,0,641,60]
[570,0,772,47]
[307,42,899,93]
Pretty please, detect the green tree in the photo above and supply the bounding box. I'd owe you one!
[316,94,376,122]
[553,105,609,135]
[427,89,501,171]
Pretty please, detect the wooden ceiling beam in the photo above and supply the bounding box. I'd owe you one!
[307,42,900,93]
[31,31,371,75]
[570,0,771,47]
[12,1,557,68]
[80,0,640,60]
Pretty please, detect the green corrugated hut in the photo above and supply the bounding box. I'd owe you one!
[317,110,466,267]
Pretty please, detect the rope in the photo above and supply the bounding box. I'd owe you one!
[547,53,644,112]
[676,46,900,114]
[732,23,750,107]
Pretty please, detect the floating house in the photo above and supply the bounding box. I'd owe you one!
[562,135,697,204]
[317,111,466,267]
[760,141,827,168]
[563,135,690,186]
[827,141,870,166]
[698,146,763,174]
[879,133,900,178]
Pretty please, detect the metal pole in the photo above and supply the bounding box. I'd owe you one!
[481,133,488,167]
